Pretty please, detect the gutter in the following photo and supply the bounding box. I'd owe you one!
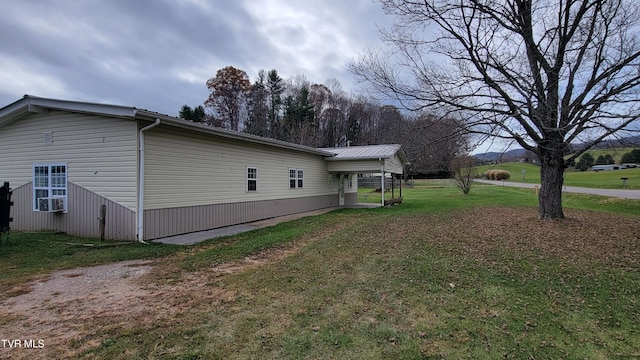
[137,118,161,243]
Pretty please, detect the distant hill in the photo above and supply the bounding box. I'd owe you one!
[569,135,640,153]
[474,135,640,164]
[474,148,534,164]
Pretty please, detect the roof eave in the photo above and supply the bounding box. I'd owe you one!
[134,110,334,157]
[0,95,137,127]
[324,156,390,161]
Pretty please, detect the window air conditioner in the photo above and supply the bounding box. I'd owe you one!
[38,197,65,212]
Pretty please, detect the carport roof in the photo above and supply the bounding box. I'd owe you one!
[322,144,407,164]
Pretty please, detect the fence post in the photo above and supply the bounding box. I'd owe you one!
[99,204,106,241]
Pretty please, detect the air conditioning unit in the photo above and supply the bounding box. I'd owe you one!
[37,197,65,212]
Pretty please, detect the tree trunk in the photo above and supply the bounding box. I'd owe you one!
[538,147,565,219]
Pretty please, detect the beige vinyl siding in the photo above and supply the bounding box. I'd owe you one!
[0,111,138,209]
[327,160,383,173]
[143,125,335,210]
[345,173,358,194]
[326,156,404,174]
[385,154,405,174]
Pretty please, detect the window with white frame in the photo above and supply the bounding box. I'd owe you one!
[33,163,67,211]
[289,168,304,189]
[289,169,296,189]
[247,167,257,191]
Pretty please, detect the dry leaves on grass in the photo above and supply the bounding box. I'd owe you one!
[405,207,640,269]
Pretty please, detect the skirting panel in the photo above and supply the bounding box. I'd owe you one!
[144,194,339,240]
[10,182,136,240]
[345,192,358,205]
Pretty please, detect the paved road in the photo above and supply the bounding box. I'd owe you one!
[475,179,640,200]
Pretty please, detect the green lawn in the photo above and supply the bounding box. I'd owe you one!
[477,162,640,189]
[1,186,639,359]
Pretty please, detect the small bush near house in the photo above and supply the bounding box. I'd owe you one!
[485,169,511,180]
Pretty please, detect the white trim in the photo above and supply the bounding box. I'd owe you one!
[289,168,304,189]
[247,166,258,192]
[32,163,68,212]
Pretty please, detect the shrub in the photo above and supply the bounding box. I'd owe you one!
[576,160,588,171]
[485,169,511,180]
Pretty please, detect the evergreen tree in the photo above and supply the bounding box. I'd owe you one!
[580,153,595,167]
[621,149,640,163]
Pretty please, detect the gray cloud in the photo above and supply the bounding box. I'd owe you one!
[0,0,392,116]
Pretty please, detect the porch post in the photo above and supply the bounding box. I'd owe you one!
[380,161,385,207]
[392,174,395,199]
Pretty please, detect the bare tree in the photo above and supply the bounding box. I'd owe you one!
[205,66,251,131]
[450,156,477,195]
[351,0,640,219]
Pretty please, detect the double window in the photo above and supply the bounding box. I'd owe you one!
[247,167,257,191]
[33,163,67,211]
[289,168,303,189]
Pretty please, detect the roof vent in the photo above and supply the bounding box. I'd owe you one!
[44,132,53,145]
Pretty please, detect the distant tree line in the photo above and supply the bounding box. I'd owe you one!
[178,65,469,177]
[569,149,640,171]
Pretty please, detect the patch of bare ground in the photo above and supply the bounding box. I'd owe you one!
[0,260,161,359]
[0,218,358,359]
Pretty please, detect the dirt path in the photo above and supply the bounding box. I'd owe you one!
[0,260,160,358]
[0,219,357,359]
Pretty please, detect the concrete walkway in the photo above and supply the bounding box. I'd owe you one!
[152,204,379,246]
[475,179,640,199]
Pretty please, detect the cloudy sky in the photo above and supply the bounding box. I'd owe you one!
[0,0,394,116]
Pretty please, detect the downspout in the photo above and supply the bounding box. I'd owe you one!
[380,158,385,207]
[137,118,161,243]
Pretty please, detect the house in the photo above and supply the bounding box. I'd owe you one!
[0,95,407,241]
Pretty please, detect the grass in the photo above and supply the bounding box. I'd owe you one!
[177,214,343,272]
[477,162,640,189]
[2,185,640,359]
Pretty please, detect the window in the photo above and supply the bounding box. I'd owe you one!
[289,168,304,189]
[289,169,297,189]
[297,169,304,188]
[33,164,67,211]
[247,167,257,191]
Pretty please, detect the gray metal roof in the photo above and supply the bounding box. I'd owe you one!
[0,95,333,156]
[1,95,408,161]
[321,144,407,163]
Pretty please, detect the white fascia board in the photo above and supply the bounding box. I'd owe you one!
[0,95,138,128]
[25,96,137,118]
